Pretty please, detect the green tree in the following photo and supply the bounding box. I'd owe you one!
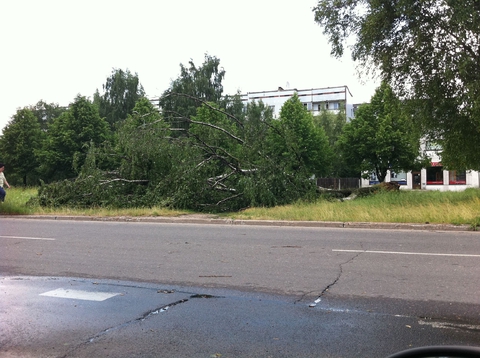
[39,95,109,181]
[267,94,333,178]
[221,91,246,121]
[159,54,225,131]
[94,68,145,130]
[116,97,171,183]
[227,101,280,208]
[313,0,480,169]
[313,110,345,148]
[313,109,357,177]
[190,103,243,161]
[37,95,341,211]
[0,108,43,185]
[338,83,423,182]
[240,100,274,158]
[30,100,66,131]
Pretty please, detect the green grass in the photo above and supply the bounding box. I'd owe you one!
[228,189,480,226]
[2,187,480,226]
[0,187,38,215]
[0,187,187,217]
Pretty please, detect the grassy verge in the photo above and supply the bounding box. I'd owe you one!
[229,189,480,226]
[0,187,187,217]
[1,187,480,226]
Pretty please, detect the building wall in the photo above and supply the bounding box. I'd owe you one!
[240,85,356,121]
[360,138,480,191]
[239,87,479,192]
[361,169,480,191]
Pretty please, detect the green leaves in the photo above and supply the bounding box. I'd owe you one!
[267,94,333,178]
[95,68,145,130]
[159,54,226,131]
[338,82,421,182]
[40,93,337,211]
[0,108,43,185]
[38,95,109,181]
[314,0,480,169]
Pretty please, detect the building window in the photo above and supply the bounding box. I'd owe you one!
[369,172,379,185]
[333,102,340,110]
[325,102,329,110]
[426,166,444,185]
[390,171,407,185]
[449,170,466,185]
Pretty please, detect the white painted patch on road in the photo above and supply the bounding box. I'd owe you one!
[0,235,55,241]
[332,249,480,258]
[40,288,120,301]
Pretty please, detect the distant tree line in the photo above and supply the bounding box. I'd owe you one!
[0,54,425,211]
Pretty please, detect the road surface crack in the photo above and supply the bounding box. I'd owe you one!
[58,298,189,358]
[306,250,363,307]
[135,298,189,321]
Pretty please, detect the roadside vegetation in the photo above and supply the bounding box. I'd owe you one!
[0,187,185,217]
[0,57,429,214]
[231,189,480,226]
[2,187,479,227]
[2,3,479,230]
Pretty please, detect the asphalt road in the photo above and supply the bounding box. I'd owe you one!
[1,218,480,357]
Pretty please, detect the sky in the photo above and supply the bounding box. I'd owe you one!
[0,0,379,134]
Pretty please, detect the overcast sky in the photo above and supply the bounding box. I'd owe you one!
[0,0,379,133]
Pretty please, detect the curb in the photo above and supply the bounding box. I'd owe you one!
[1,214,474,232]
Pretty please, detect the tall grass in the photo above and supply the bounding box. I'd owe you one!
[0,187,40,214]
[0,187,187,217]
[2,187,480,226]
[230,189,480,225]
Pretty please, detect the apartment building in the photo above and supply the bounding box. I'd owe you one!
[240,85,357,121]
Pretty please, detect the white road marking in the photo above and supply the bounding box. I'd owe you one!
[0,235,55,241]
[332,249,480,258]
[309,297,323,307]
[418,319,480,331]
[40,288,120,301]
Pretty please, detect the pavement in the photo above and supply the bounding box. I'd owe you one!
[3,276,480,358]
[1,216,479,357]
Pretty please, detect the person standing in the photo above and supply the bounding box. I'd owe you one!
[0,163,11,202]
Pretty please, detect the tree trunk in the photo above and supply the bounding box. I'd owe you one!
[376,168,387,183]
